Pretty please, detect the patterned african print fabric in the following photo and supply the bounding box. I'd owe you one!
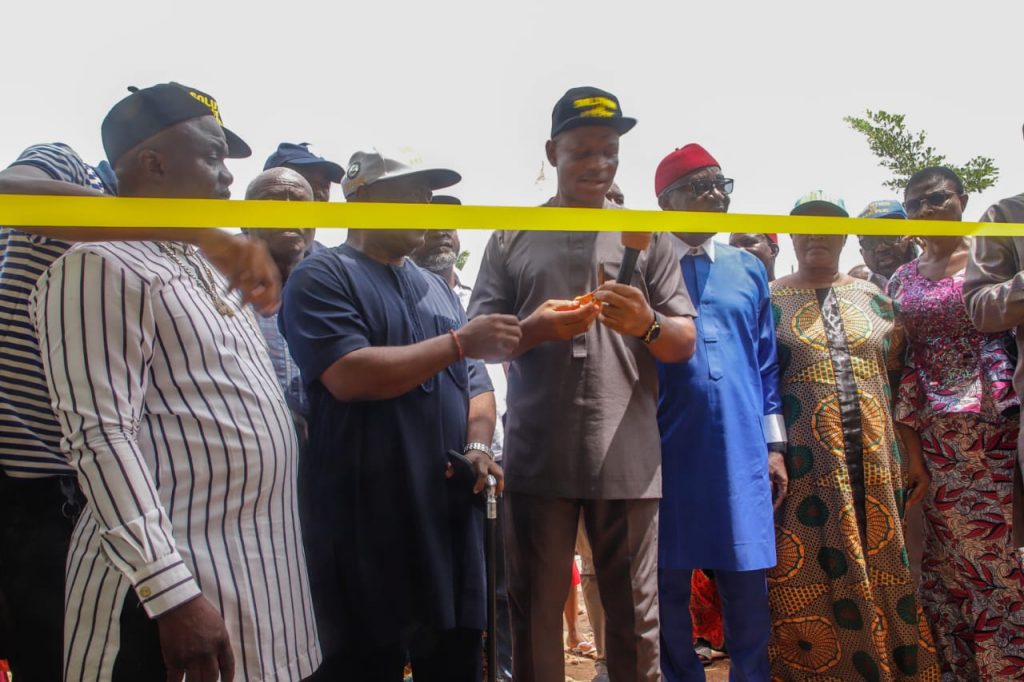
[768,281,940,681]
[917,414,1024,680]
[889,263,1024,680]
[888,263,1017,427]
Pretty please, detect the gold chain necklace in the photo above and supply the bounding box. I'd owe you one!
[156,242,235,317]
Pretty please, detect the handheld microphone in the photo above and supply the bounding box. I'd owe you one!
[617,232,652,284]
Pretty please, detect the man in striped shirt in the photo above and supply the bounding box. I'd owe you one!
[28,83,319,681]
[0,141,280,680]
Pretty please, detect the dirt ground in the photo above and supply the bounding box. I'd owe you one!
[563,586,730,682]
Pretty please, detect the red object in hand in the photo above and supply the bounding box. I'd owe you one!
[555,292,597,312]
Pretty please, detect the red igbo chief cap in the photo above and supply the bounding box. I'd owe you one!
[765,234,779,244]
[654,143,720,197]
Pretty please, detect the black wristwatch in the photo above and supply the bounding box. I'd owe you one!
[641,311,661,344]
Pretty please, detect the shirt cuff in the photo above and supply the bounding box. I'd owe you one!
[131,553,202,618]
[764,413,787,445]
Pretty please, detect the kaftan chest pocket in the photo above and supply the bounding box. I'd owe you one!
[433,314,469,389]
[704,335,723,380]
[699,311,725,381]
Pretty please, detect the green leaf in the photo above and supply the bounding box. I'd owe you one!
[844,110,999,194]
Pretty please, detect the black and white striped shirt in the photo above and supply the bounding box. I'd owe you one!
[32,240,320,681]
[0,143,113,477]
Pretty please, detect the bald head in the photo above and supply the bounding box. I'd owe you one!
[245,167,314,202]
[242,167,316,280]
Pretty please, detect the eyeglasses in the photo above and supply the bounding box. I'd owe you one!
[905,190,955,215]
[664,178,735,197]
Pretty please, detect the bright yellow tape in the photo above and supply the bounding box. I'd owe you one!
[0,195,1022,236]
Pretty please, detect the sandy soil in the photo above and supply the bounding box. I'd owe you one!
[563,585,730,682]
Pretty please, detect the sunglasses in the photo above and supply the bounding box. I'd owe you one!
[905,190,955,215]
[665,177,735,197]
[859,236,903,251]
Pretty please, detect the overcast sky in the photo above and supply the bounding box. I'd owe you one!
[4,0,1022,282]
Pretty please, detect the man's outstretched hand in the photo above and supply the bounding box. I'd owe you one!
[197,231,281,315]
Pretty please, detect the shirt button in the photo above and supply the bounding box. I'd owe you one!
[139,586,152,598]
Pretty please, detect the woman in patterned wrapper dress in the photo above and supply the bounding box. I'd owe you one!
[890,166,1024,681]
[767,191,940,681]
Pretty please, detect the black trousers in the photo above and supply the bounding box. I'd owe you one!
[0,470,81,682]
[312,627,483,682]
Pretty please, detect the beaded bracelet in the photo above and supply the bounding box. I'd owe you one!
[449,329,464,360]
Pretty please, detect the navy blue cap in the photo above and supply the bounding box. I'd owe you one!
[264,143,343,183]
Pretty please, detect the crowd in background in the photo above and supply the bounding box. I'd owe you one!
[1,81,1024,682]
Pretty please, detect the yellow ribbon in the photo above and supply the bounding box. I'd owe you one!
[0,195,1021,236]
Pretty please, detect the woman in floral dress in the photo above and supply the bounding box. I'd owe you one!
[768,192,939,681]
[890,167,1024,680]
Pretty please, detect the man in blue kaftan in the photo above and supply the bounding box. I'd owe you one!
[653,144,787,682]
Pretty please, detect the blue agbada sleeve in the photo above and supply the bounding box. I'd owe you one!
[278,252,371,389]
[755,262,785,442]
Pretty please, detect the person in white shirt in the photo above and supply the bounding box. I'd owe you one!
[32,82,320,682]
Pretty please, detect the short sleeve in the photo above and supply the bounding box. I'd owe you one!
[9,143,107,192]
[645,233,696,318]
[279,252,372,387]
[467,231,515,318]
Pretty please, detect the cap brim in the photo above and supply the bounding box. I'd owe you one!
[223,127,252,159]
[791,200,849,218]
[552,116,637,138]
[431,195,462,205]
[376,167,462,192]
[278,157,345,183]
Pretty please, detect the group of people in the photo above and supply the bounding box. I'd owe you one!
[1,80,1024,682]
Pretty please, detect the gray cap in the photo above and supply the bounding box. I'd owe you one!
[341,147,460,198]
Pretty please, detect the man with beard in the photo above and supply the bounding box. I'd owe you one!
[281,149,519,681]
[856,200,915,290]
[264,142,344,202]
[469,86,697,682]
[243,167,322,447]
[654,144,785,681]
[31,82,319,681]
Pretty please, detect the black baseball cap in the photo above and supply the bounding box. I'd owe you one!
[264,142,344,183]
[550,86,637,138]
[101,82,251,165]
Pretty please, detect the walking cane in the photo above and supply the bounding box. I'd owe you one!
[485,474,498,682]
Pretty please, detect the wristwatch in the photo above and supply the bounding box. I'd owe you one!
[641,311,661,345]
[464,442,495,460]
